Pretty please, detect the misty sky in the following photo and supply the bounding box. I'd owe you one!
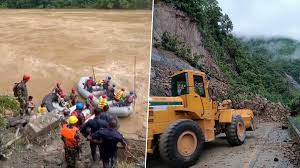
[217,0,300,40]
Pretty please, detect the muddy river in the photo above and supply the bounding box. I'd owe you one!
[0,9,152,139]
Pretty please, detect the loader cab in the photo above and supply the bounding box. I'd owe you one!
[171,70,207,97]
[171,70,214,119]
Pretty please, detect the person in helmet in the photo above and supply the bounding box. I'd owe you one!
[58,93,67,107]
[71,102,85,128]
[87,119,127,168]
[120,91,136,106]
[85,77,95,93]
[80,108,108,162]
[99,95,109,112]
[114,88,125,103]
[60,116,81,168]
[106,84,116,100]
[69,88,77,106]
[25,96,35,115]
[13,74,30,116]
[103,76,112,91]
[38,103,47,114]
[53,82,63,97]
[60,108,71,126]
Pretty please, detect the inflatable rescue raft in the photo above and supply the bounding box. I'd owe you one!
[77,76,133,117]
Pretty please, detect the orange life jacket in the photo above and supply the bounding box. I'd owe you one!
[60,124,79,148]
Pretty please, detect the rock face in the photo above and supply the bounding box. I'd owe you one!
[150,1,229,97]
[151,48,195,96]
[152,1,223,79]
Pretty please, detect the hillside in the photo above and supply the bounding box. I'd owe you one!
[150,0,300,109]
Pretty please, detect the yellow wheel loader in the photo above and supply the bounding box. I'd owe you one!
[147,70,255,167]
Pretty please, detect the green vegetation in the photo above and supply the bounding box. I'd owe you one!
[0,95,20,127]
[0,0,152,9]
[294,115,300,125]
[161,32,204,70]
[163,0,300,105]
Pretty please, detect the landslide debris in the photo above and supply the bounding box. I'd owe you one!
[233,96,291,123]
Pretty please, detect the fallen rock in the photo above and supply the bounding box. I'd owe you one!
[24,112,60,140]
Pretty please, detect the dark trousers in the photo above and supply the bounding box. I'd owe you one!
[90,142,101,161]
[102,157,117,168]
[101,150,117,168]
[64,147,79,168]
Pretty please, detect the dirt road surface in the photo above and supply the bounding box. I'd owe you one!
[147,122,294,168]
[0,9,152,140]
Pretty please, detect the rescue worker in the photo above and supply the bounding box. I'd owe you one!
[114,88,125,102]
[99,95,109,112]
[120,91,135,106]
[86,95,95,112]
[88,119,127,168]
[53,82,63,97]
[85,77,95,93]
[26,96,35,115]
[38,103,47,114]
[96,79,104,87]
[103,76,112,91]
[60,108,71,126]
[99,110,120,130]
[71,102,85,128]
[13,74,30,116]
[60,116,81,168]
[106,84,116,100]
[58,93,66,107]
[80,108,108,161]
[69,88,77,106]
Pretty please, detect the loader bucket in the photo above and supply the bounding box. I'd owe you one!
[233,109,255,131]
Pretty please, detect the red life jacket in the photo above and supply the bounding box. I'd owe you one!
[86,79,94,87]
[60,124,79,148]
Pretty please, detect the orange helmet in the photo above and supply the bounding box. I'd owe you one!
[23,74,30,81]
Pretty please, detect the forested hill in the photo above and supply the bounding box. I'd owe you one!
[0,0,152,9]
[151,0,300,107]
[240,37,300,105]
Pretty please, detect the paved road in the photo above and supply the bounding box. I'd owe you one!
[147,122,294,168]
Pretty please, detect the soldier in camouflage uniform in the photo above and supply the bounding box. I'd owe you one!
[60,116,81,168]
[13,74,30,116]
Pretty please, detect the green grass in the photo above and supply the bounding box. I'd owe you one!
[0,95,20,127]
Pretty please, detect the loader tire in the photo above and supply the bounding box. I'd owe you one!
[159,119,204,168]
[225,115,246,146]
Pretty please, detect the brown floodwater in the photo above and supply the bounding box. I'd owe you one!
[0,9,152,139]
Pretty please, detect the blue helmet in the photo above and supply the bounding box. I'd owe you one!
[76,102,84,110]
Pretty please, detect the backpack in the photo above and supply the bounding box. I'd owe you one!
[13,83,20,97]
